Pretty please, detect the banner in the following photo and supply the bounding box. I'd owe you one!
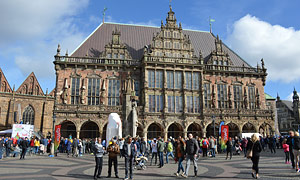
[11,124,34,139]
[221,125,229,151]
[54,125,61,151]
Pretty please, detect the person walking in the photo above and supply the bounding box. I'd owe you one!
[66,138,72,157]
[166,138,175,164]
[5,137,12,157]
[209,136,216,157]
[140,137,147,156]
[174,137,185,177]
[282,139,290,164]
[268,136,276,153]
[202,137,209,157]
[106,138,120,178]
[293,132,300,172]
[93,138,104,179]
[150,138,158,166]
[123,136,137,180]
[119,138,125,158]
[182,133,199,178]
[20,137,29,159]
[226,137,233,160]
[157,136,165,168]
[247,134,262,179]
[287,130,295,169]
[72,138,79,157]
[0,137,4,159]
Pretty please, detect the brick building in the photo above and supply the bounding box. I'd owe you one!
[0,68,54,136]
[52,6,274,140]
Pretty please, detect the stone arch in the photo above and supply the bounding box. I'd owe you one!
[206,122,219,138]
[259,123,273,137]
[242,122,256,133]
[60,120,76,139]
[147,122,164,139]
[167,122,184,139]
[227,122,240,138]
[80,121,100,139]
[187,122,203,137]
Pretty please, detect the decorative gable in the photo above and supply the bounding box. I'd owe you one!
[102,28,132,59]
[0,68,12,93]
[206,35,233,67]
[16,72,44,96]
[145,6,196,63]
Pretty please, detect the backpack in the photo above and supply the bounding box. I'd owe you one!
[203,140,207,146]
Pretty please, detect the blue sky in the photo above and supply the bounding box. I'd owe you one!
[0,0,299,100]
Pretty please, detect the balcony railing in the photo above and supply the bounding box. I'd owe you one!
[55,104,121,113]
[203,108,272,117]
[144,56,200,64]
[204,64,262,73]
[54,56,140,66]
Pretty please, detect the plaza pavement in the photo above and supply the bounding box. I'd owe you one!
[0,149,299,180]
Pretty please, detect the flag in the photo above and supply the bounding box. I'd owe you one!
[210,18,215,22]
[54,125,61,151]
[221,125,229,151]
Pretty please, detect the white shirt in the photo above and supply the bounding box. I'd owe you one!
[151,141,158,153]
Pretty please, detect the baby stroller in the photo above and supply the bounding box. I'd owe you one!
[135,154,148,170]
[234,143,242,155]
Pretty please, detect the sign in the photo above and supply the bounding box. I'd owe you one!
[54,125,61,151]
[221,125,229,150]
[11,124,34,139]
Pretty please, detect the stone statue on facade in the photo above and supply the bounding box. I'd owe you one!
[62,78,68,104]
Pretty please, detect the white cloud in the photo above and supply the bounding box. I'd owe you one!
[226,15,300,83]
[0,0,90,90]
[286,92,300,101]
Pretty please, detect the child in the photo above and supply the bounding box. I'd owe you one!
[282,139,290,164]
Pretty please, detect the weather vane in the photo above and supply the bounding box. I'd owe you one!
[209,16,215,33]
[102,6,108,23]
[169,0,172,8]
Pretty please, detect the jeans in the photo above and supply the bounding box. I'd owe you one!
[0,148,3,159]
[94,157,103,177]
[125,156,134,179]
[177,157,184,173]
[166,151,174,163]
[210,148,216,157]
[290,150,295,168]
[203,148,208,157]
[243,147,247,157]
[150,152,157,165]
[108,157,118,176]
[6,147,11,157]
[185,154,198,176]
[20,148,27,159]
[158,151,164,167]
[34,146,39,154]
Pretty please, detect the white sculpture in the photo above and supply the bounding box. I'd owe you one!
[106,113,122,147]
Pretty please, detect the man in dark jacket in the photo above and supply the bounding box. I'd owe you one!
[5,137,12,157]
[287,130,295,169]
[107,138,120,178]
[182,133,199,178]
[140,137,147,156]
[123,136,137,180]
[0,137,4,159]
[20,137,29,159]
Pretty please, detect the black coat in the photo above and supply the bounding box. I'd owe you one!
[185,138,199,155]
[20,140,29,149]
[246,140,262,157]
[123,143,137,159]
[293,136,300,150]
[287,136,294,151]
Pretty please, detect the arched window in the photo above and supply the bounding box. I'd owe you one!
[22,106,35,125]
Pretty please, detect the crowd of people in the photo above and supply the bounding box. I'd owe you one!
[0,132,299,180]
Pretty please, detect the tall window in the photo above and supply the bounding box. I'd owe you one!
[217,84,227,108]
[22,106,34,125]
[88,78,100,105]
[185,72,192,89]
[185,72,199,90]
[71,77,80,104]
[168,95,183,113]
[186,96,200,113]
[148,95,163,112]
[233,85,242,108]
[204,83,211,108]
[248,86,255,109]
[192,73,200,90]
[134,80,139,97]
[108,79,120,106]
[174,71,182,89]
[168,96,175,112]
[167,71,174,89]
[148,70,163,88]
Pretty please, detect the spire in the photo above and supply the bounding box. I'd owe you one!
[102,7,108,23]
[165,5,177,28]
[293,87,299,101]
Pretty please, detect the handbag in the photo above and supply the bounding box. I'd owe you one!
[246,142,254,159]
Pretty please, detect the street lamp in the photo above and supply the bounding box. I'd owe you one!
[212,115,215,137]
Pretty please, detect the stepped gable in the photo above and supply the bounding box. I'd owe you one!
[16,72,44,96]
[71,23,251,67]
[0,67,13,93]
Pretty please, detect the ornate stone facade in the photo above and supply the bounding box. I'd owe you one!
[53,7,274,140]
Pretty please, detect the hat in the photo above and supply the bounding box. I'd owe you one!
[153,138,157,141]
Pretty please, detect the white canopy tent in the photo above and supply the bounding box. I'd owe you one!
[0,129,12,134]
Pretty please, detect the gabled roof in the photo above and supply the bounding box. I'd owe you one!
[281,100,293,111]
[16,72,44,96]
[0,67,13,93]
[71,22,251,68]
[49,88,55,97]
